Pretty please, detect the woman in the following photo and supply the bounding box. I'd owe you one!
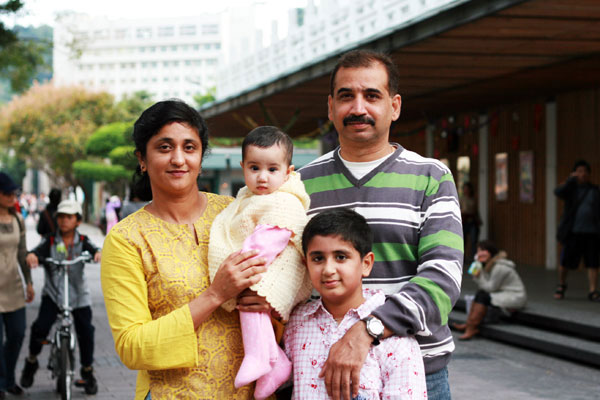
[100,100,268,399]
[453,240,526,340]
[0,172,34,399]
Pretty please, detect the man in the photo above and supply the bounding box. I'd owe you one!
[300,50,463,400]
[554,159,600,302]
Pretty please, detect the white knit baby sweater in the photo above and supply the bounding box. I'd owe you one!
[208,171,312,321]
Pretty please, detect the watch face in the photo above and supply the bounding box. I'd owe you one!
[368,317,384,336]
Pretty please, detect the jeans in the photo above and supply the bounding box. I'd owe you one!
[0,307,26,391]
[29,295,95,367]
[426,366,452,400]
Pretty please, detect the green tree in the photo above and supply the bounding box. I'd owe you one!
[0,1,51,93]
[194,86,216,108]
[0,83,118,186]
[75,121,136,184]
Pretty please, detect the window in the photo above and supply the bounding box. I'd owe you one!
[201,24,219,34]
[136,27,152,39]
[114,29,128,39]
[158,26,174,37]
[180,25,196,36]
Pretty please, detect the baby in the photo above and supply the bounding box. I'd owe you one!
[208,126,312,399]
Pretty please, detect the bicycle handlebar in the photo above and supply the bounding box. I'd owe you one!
[44,251,93,266]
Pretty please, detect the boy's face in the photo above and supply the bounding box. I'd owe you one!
[241,144,293,195]
[57,213,80,234]
[305,234,374,312]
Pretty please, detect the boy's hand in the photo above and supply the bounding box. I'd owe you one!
[94,251,102,263]
[25,283,35,303]
[26,253,39,268]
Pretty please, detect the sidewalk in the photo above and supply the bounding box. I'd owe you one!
[15,219,137,399]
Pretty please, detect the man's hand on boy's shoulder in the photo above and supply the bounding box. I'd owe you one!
[319,321,373,400]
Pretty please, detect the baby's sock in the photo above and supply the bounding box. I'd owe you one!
[234,311,273,388]
[254,339,292,399]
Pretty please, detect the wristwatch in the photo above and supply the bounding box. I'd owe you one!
[362,316,384,346]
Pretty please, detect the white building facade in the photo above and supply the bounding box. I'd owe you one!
[53,14,222,104]
[216,0,461,100]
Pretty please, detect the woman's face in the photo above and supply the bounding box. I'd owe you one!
[476,247,491,263]
[0,191,17,210]
[138,122,203,198]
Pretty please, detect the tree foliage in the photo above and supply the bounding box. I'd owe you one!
[72,160,129,182]
[77,120,137,183]
[85,122,132,157]
[0,83,117,186]
[0,1,51,93]
[194,86,216,108]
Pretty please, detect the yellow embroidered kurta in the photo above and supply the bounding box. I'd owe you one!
[101,192,255,399]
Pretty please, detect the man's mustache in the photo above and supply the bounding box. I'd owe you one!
[343,115,375,126]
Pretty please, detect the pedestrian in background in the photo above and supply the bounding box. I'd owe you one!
[452,240,526,340]
[0,172,34,399]
[37,188,61,236]
[554,159,600,302]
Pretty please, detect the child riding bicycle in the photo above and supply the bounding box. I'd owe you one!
[20,199,102,394]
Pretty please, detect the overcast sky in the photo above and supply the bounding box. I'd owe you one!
[5,0,308,28]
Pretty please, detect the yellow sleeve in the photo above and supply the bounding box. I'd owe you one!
[100,231,199,370]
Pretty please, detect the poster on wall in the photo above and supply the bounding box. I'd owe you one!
[495,152,508,201]
[519,151,534,203]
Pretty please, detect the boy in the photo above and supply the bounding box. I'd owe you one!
[208,126,312,399]
[284,209,427,399]
[20,199,102,394]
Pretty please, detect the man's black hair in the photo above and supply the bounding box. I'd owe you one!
[573,159,591,173]
[329,49,400,96]
[242,126,293,166]
[302,208,373,258]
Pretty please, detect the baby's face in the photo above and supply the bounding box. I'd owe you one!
[241,144,293,195]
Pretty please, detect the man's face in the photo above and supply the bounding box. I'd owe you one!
[574,166,590,184]
[328,62,401,149]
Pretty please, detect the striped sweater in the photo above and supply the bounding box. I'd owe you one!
[299,144,463,374]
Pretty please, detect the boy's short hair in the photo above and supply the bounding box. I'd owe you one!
[56,199,83,221]
[302,208,373,257]
[242,126,293,166]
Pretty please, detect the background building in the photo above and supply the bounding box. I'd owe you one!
[53,13,222,104]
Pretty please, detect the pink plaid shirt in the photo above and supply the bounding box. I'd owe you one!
[283,289,427,399]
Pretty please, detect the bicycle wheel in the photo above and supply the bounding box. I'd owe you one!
[57,336,72,400]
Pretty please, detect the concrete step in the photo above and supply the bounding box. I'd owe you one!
[454,298,600,342]
[449,310,600,368]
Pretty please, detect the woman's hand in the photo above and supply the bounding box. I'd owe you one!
[208,250,267,306]
[25,282,35,303]
[26,253,39,268]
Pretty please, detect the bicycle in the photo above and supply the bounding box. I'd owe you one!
[43,251,93,400]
